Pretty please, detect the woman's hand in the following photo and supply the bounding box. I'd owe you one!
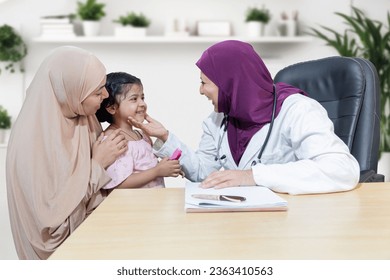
[155,157,183,177]
[92,129,128,169]
[128,114,169,142]
[200,169,256,189]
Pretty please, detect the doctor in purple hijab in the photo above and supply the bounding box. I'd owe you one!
[196,40,306,165]
[129,40,359,194]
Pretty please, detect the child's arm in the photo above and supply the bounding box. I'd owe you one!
[116,158,182,189]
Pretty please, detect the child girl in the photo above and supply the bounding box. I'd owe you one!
[96,72,182,189]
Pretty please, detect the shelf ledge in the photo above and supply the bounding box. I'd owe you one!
[33,36,313,44]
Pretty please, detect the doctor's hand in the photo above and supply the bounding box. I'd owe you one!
[200,169,256,189]
[128,114,169,142]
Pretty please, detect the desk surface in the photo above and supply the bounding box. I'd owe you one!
[50,183,390,260]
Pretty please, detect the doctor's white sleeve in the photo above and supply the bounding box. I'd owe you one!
[153,116,222,182]
[251,97,360,195]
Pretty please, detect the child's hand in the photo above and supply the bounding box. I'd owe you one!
[156,157,183,177]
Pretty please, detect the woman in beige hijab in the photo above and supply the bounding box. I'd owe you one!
[6,46,127,259]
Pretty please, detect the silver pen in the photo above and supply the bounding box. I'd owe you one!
[191,194,246,203]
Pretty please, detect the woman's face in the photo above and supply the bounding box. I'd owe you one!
[200,72,219,112]
[117,84,147,124]
[81,78,108,116]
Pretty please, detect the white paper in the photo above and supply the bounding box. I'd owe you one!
[185,182,287,211]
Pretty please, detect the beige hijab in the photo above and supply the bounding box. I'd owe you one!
[6,46,107,259]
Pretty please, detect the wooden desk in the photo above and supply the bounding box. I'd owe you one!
[50,183,390,260]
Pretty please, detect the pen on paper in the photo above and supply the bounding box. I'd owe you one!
[191,194,246,202]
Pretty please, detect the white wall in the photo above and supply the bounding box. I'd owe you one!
[1,0,388,149]
[0,0,389,259]
[1,0,388,142]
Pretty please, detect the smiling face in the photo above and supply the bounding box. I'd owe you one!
[114,83,147,126]
[81,77,108,116]
[199,71,219,112]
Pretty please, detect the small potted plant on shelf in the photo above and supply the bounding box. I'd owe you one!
[0,105,11,144]
[245,5,271,37]
[113,12,151,37]
[77,0,106,36]
[0,24,27,75]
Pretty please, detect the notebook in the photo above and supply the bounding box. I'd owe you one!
[185,182,288,213]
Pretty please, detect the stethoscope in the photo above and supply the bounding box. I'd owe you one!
[215,85,277,167]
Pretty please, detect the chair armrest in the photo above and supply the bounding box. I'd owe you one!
[359,170,385,182]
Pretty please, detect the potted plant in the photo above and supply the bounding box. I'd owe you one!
[309,6,390,178]
[245,5,271,36]
[77,0,106,36]
[113,12,151,37]
[0,105,11,143]
[0,24,27,74]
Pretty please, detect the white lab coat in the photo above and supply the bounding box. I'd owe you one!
[154,94,360,195]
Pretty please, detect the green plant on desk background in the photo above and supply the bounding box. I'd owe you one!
[245,5,271,37]
[77,0,105,21]
[76,0,106,37]
[114,12,151,27]
[0,105,11,143]
[0,105,11,130]
[245,5,271,24]
[309,6,390,155]
[0,24,27,74]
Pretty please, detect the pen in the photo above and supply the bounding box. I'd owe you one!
[191,194,246,203]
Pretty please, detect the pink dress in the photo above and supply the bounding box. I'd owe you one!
[103,133,165,189]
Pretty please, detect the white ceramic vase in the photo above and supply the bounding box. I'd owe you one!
[115,26,147,37]
[278,20,297,37]
[82,20,100,36]
[0,129,10,144]
[246,21,265,37]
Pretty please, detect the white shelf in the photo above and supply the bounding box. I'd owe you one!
[33,36,313,44]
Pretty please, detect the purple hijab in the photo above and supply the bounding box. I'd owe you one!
[196,40,306,165]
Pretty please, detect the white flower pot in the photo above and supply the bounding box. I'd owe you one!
[378,152,390,182]
[115,26,147,37]
[82,20,100,37]
[0,129,10,144]
[246,21,265,37]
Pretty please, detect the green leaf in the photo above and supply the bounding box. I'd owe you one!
[0,24,27,75]
[309,6,390,153]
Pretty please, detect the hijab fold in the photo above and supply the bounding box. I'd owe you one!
[196,40,306,164]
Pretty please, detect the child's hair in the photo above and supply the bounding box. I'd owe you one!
[96,72,142,124]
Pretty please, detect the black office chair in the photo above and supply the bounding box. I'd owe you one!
[274,56,384,182]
